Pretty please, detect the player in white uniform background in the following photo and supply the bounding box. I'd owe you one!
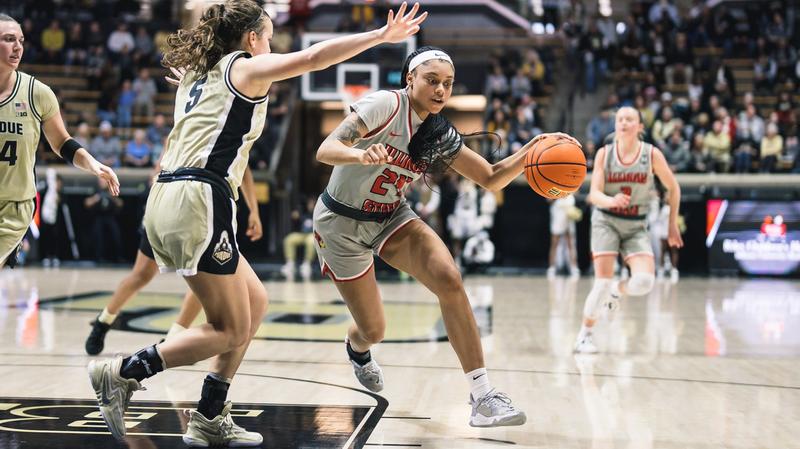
[315,45,579,427]
[547,194,580,279]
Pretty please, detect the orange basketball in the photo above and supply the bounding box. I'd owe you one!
[524,135,587,199]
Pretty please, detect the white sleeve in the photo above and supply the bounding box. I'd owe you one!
[350,90,399,133]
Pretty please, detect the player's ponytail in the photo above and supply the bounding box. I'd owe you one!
[162,0,268,76]
[402,46,491,176]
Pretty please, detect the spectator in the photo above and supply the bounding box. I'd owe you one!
[84,178,124,263]
[86,21,105,49]
[40,20,65,63]
[634,95,656,129]
[64,22,88,68]
[74,122,93,148]
[280,197,317,281]
[124,129,152,167]
[510,68,532,101]
[651,107,679,148]
[773,39,797,82]
[776,91,794,133]
[86,45,108,88]
[586,108,615,147]
[687,73,703,102]
[89,121,122,168]
[484,64,509,100]
[663,128,691,172]
[665,32,693,86]
[733,105,765,173]
[689,133,711,173]
[146,113,170,162]
[754,54,778,93]
[134,26,154,62]
[523,49,546,96]
[509,105,535,153]
[736,104,765,144]
[704,119,732,172]
[116,79,135,131]
[648,0,680,28]
[107,22,135,58]
[759,122,783,173]
[21,18,39,62]
[132,68,157,119]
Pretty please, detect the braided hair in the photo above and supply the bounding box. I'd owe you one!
[402,46,473,175]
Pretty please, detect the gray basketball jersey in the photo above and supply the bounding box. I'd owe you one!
[326,89,425,213]
[601,140,654,217]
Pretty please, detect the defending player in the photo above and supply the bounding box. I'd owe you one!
[87,1,426,445]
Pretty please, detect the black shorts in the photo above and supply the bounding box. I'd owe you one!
[139,227,155,260]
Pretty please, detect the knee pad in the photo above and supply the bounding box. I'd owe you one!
[583,278,614,320]
[627,272,655,296]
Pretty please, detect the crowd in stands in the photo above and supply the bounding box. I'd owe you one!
[17,8,294,170]
[574,0,799,173]
[482,47,553,159]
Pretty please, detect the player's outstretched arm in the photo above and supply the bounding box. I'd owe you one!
[241,2,427,84]
[451,132,579,191]
[42,114,120,196]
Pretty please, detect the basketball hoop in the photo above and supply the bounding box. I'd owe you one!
[340,84,372,115]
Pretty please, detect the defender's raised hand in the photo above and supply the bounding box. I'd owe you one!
[378,2,428,44]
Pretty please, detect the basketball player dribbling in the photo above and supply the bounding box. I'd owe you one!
[84,166,262,355]
[315,45,579,427]
[0,13,119,270]
[574,106,683,353]
[87,1,427,445]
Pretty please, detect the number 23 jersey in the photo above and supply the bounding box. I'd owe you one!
[160,51,268,199]
[326,89,426,214]
[0,71,59,201]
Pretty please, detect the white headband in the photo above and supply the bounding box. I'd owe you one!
[408,50,453,72]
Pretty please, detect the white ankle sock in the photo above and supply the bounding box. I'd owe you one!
[98,308,117,325]
[466,368,492,399]
[166,323,186,340]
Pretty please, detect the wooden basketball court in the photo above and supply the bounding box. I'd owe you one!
[1,268,798,448]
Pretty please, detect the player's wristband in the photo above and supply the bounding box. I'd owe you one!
[59,138,82,165]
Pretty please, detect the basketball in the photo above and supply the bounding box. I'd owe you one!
[524,135,587,199]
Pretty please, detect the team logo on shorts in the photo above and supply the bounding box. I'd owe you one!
[313,231,325,248]
[212,230,233,265]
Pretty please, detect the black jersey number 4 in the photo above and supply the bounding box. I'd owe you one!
[0,140,17,165]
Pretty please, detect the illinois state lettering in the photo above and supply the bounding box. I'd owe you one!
[606,172,648,184]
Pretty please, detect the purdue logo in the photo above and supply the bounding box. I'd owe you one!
[212,230,233,264]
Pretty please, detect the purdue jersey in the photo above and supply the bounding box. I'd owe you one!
[160,51,268,199]
[326,89,425,213]
[601,140,654,218]
[0,71,59,201]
